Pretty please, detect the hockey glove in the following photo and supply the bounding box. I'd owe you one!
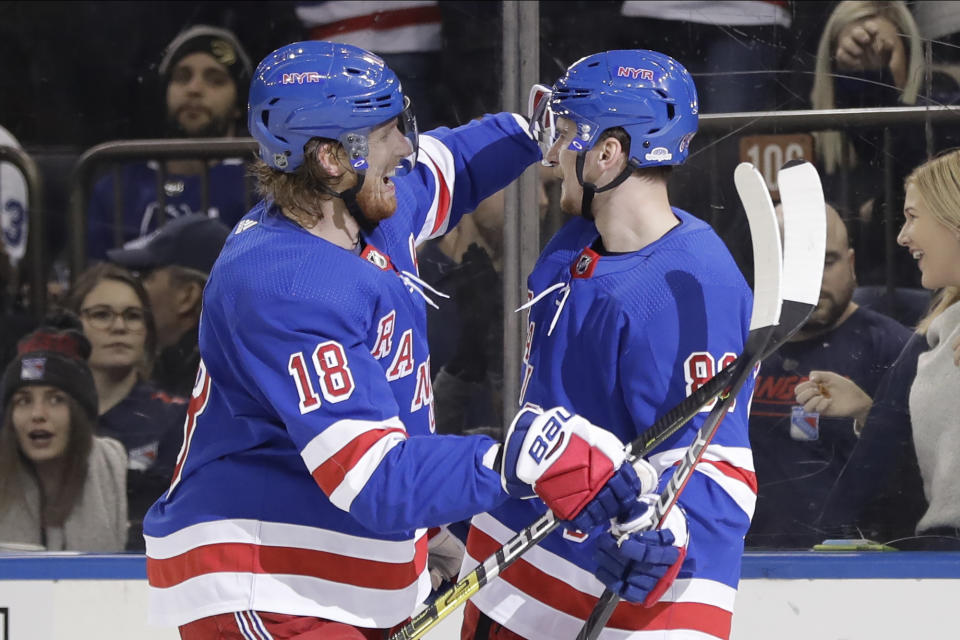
[501,406,657,529]
[594,494,691,607]
[427,526,465,591]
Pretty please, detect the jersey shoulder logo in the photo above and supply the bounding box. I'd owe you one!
[571,247,600,279]
[361,244,393,271]
[234,219,258,234]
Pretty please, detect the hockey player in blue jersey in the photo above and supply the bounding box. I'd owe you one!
[461,51,757,640]
[142,41,648,639]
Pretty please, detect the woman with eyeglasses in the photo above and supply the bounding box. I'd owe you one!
[66,263,187,551]
[0,312,127,552]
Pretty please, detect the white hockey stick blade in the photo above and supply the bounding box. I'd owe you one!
[734,162,783,331]
[778,159,827,310]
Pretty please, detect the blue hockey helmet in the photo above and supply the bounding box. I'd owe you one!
[248,41,418,174]
[532,50,698,168]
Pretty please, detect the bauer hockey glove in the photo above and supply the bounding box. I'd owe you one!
[500,406,657,531]
[594,494,691,607]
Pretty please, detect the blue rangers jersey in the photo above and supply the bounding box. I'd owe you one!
[466,210,756,640]
[143,114,540,628]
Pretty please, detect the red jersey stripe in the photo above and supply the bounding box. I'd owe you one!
[466,527,732,637]
[307,5,441,40]
[148,536,428,590]
[312,427,406,495]
[697,458,759,494]
[425,155,451,235]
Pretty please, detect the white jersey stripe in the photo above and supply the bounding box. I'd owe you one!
[650,443,755,473]
[235,611,261,640]
[327,430,407,510]
[694,460,758,519]
[414,135,456,246]
[467,513,736,609]
[296,1,436,23]
[466,576,729,640]
[145,518,425,563]
[300,416,406,471]
[247,611,274,640]
[149,569,431,628]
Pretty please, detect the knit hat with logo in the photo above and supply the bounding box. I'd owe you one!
[1,311,98,419]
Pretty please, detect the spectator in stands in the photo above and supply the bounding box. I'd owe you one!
[0,312,127,552]
[86,25,253,260]
[805,149,960,550]
[810,1,960,289]
[65,263,185,551]
[106,213,229,397]
[747,201,912,549]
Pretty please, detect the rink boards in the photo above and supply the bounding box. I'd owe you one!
[1,552,959,639]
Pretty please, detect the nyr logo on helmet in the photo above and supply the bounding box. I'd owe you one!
[281,72,322,85]
[617,66,654,81]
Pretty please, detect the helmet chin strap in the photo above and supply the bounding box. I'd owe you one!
[318,173,380,234]
[575,153,636,221]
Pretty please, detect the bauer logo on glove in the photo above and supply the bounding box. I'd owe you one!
[501,406,657,527]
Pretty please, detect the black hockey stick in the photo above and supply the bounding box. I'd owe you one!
[576,159,827,640]
[390,162,797,640]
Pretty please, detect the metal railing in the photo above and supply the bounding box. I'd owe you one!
[68,137,258,280]
[0,144,45,321]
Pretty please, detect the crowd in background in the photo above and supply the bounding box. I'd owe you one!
[2,0,960,553]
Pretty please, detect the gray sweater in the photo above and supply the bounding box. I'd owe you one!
[0,436,128,551]
[911,301,960,533]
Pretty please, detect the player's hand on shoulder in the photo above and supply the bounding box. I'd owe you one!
[594,494,691,607]
[794,370,872,422]
[500,406,657,530]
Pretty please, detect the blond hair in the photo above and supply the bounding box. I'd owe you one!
[811,1,924,174]
[906,149,960,333]
[248,138,345,228]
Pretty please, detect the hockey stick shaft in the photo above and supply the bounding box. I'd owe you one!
[576,160,827,640]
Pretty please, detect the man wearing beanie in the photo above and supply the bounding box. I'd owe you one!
[0,314,128,552]
[86,25,253,261]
